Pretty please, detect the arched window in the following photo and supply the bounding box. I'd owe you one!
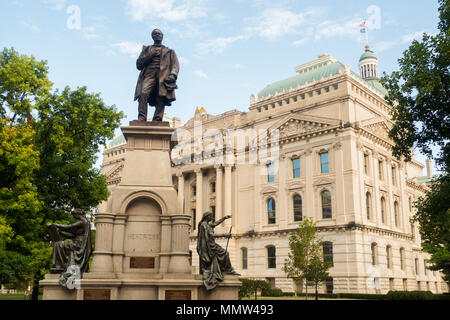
[400,248,405,270]
[323,242,333,266]
[321,190,332,219]
[381,197,386,224]
[293,194,302,221]
[371,243,378,265]
[394,201,400,227]
[386,245,392,269]
[267,198,276,224]
[366,192,372,220]
[267,246,276,268]
[241,248,248,270]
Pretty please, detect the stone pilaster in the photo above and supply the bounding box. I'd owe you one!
[177,172,185,214]
[88,213,115,278]
[215,164,223,221]
[112,214,126,275]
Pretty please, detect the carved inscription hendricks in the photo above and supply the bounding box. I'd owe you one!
[127,233,160,240]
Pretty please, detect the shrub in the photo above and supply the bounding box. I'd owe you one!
[239,279,270,299]
[261,287,284,297]
[386,291,435,300]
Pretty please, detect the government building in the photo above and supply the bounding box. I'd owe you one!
[100,46,448,294]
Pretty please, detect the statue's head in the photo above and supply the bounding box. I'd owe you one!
[151,29,163,42]
[201,211,213,222]
[71,208,85,218]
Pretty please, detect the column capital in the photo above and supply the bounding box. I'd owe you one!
[176,171,184,178]
[214,164,223,170]
[194,168,202,174]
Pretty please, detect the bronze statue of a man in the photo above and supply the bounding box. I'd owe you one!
[134,29,179,121]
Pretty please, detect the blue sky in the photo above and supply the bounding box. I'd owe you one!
[0,0,442,172]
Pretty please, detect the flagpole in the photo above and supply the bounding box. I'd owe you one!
[366,26,369,46]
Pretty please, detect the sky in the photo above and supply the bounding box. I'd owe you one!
[0,0,442,173]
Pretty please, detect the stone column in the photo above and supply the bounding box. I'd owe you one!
[159,215,172,273]
[88,213,115,278]
[215,164,223,221]
[177,172,185,214]
[195,168,203,222]
[167,214,192,275]
[112,214,127,275]
[224,164,232,228]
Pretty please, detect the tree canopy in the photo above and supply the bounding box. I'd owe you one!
[0,47,123,291]
[381,0,450,283]
[283,218,331,300]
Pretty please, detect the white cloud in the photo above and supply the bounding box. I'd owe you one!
[374,30,425,53]
[313,17,361,41]
[194,70,208,79]
[42,0,66,10]
[178,57,190,65]
[20,21,40,33]
[82,26,100,40]
[374,40,397,53]
[197,35,249,54]
[112,41,143,58]
[402,31,424,43]
[125,0,208,22]
[245,7,326,40]
[292,37,309,47]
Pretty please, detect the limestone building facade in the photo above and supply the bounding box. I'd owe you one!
[100,48,448,294]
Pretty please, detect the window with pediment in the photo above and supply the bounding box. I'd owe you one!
[321,190,332,219]
[293,194,302,222]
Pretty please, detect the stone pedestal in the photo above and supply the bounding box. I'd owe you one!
[40,121,240,300]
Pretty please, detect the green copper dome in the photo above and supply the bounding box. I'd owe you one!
[257,61,344,99]
[108,134,126,148]
[359,51,377,62]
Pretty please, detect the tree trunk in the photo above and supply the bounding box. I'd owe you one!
[255,288,257,300]
[305,283,308,300]
[31,276,40,301]
[315,282,318,301]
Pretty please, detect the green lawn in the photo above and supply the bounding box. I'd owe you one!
[0,293,42,300]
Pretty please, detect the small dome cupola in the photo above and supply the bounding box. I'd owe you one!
[359,45,378,80]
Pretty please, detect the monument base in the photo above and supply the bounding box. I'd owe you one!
[40,274,241,300]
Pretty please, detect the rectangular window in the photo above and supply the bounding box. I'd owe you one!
[267,163,275,182]
[364,154,369,174]
[392,166,397,185]
[192,209,196,230]
[320,152,329,173]
[292,158,300,178]
[192,186,196,197]
[267,247,276,268]
[378,160,383,180]
[211,182,216,193]
[242,248,248,270]
[211,206,216,222]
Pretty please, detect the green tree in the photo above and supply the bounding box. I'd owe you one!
[0,47,123,298]
[380,0,450,284]
[283,218,331,300]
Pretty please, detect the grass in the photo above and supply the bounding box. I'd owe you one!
[0,293,42,300]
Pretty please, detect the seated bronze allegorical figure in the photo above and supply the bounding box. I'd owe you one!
[196,211,239,291]
[47,208,92,289]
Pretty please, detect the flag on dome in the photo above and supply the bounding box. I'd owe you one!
[360,21,366,33]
